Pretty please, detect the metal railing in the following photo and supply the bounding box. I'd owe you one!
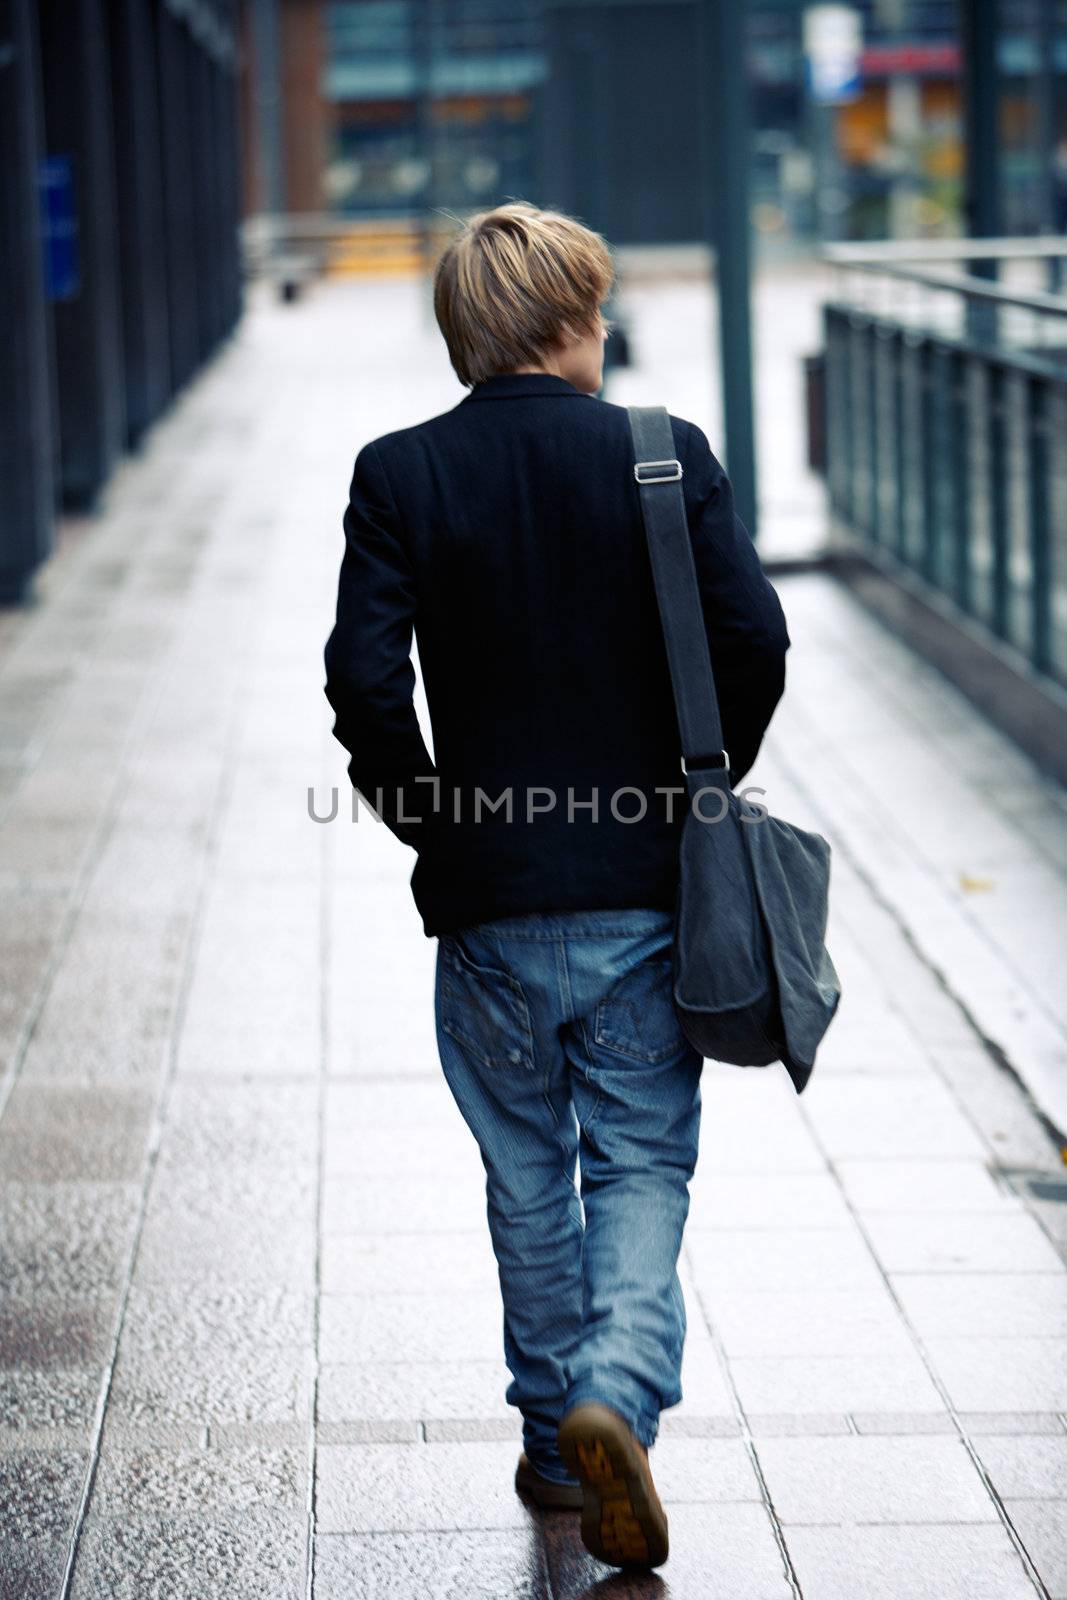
[821,239,1067,690]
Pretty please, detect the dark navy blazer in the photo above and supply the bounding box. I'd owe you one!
[324,371,790,936]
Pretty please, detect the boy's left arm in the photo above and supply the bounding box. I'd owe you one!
[323,440,438,846]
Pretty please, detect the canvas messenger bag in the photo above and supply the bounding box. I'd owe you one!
[628,404,841,1094]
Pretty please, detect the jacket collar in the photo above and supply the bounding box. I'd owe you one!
[461,372,591,402]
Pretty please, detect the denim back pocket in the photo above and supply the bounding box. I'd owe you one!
[593,953,681,1065]
[440,935,535,1071]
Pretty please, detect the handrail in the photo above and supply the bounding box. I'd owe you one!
[832,262,1067,319]
[824,237,1067,264]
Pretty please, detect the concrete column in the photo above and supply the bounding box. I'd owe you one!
[108,0,172,443]
[0,0,54,597]
[39,0,126,507]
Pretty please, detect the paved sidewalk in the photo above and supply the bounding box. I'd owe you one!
[1,274,1066,1600]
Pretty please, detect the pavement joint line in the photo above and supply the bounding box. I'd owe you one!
[773,734,1067,1224]
[323,1071,444,1083]
[0,523,135,763]
[781,585,1067,1142]
[305,733,333,1600]
[746,723,1062,1592]
[0,606,184,1130]
[55,617,257,1600]
[0,447,222,831]
[784,1073,1057,1597]
[7,281,1066,1594]
[680,1239,806,1600]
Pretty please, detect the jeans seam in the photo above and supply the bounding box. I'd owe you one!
[561,940,602,1127]
[573,1014,602,1131]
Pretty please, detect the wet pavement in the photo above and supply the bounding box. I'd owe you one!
[1,273,1066,1599]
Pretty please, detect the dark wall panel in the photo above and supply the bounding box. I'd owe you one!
[157,7,200,390]
[0,0,54,598]
[1,0,242,599]
[542,1,703,245]
[108,0,172,443]
[218,39,243,334]
[189,43,219,357]
[39,0,125,506]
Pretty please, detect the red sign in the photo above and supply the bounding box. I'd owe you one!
[860,42,960,75]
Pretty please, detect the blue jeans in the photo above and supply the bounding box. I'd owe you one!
[434,906,703,1485]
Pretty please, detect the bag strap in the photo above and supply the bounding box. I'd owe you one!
[627,405,728,775]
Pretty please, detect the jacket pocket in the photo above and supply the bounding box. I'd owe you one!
[440,935,535,1071]
[594,953,682,1065]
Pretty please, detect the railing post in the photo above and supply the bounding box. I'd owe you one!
[988,363,1010,642]
[901,335,922,570]
[1028,375,1051,678]
[869,321,885,546]
[703,0,758,539]
[825,305,853,525]
[932,344,959,594]
[849,312,872,536]
[950,349,972,613]
[892,328,907,561]
[919,338,938,584]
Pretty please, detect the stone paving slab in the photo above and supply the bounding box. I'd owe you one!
[859,1210,1065,1274]
[318,1361,516,1427]
[1001,1504,1067,1597]
[0,1085,154,1183]
[314,1528,551,1600]
[0,276,1065,1597]
[753,1434,997,1524]
[69,1510,308,1600]
[727,1353,948,1418]
[779,1523,1038,1600]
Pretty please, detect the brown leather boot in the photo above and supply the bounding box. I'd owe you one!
[557,1401,669,1568]
[514,1452,584,1510]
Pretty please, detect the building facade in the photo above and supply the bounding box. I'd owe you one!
[249,0,1066,249]
[0,0,243,600]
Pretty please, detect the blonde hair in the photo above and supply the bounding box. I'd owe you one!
[432,201,615,387]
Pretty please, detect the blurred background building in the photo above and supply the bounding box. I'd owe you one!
[1,0,242,600]
[239,0,1067,252]
[2,0,1066,761]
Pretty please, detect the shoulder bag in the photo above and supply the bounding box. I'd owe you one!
[628,404,841,1094]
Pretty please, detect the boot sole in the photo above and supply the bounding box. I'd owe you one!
[557,1402,669,1569]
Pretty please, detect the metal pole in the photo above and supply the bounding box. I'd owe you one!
[959,0,1000,340]
[1032,0,1061,291]
[415,0,436,298]
[251,0,284,276]
[960,0,1001,241]
[701,0,758,539]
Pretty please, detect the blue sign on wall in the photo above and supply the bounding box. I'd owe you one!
[39,155,80,301]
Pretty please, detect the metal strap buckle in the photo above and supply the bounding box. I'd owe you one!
[634,458,683,484]
[684,750,730,773]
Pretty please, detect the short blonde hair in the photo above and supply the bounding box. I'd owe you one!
[433,201,615,387]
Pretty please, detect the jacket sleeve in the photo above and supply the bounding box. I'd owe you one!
[682,421,790,785]
[323,440,438,848]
